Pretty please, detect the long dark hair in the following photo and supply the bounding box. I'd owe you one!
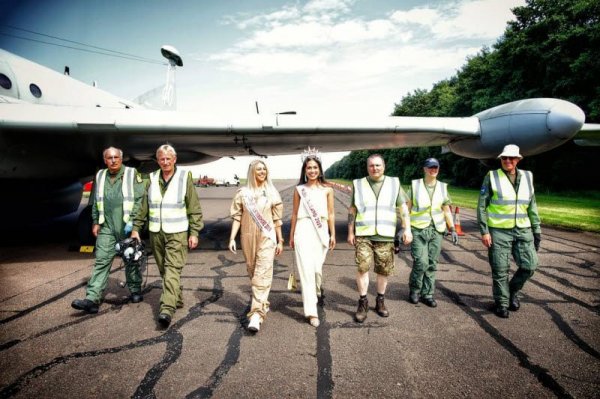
[297,157,327,186]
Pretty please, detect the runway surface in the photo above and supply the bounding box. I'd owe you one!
[0,181,599,398]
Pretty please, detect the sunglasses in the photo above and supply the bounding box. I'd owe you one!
[426,166,439,169]
[501,156,518,161]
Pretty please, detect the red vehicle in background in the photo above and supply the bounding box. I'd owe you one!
[196,176,215,187]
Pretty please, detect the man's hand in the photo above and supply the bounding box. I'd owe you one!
[450,229,459,246]
[130,230,140,241]
[481,233,492,248]
[402,230,413,245]
[92,224,100,238]
[533,233,541,252]
[188,235,198,250]
[347,232,356,246]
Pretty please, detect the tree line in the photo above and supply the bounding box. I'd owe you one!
[325,0,600,191]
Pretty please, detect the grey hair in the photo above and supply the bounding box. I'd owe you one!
[103,147,123,158]
[156,144,177,158]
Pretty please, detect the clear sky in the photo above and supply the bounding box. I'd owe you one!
[1,0,525,178]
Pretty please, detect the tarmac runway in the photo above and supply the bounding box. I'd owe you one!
[0,181,599,398]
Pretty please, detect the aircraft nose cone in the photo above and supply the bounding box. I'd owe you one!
[547,100,585,140]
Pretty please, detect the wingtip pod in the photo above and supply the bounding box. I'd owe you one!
[448,98,586,159]
[547,99,585,140]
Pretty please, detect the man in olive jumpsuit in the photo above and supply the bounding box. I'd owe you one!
[477,144,541,318]
[407,158,459,308]
[131,144,203,328]
[71,147,145,314]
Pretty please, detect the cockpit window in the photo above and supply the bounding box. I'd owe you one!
[29,83,42,98]
[0,74,12,90]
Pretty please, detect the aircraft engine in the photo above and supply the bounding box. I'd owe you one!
[447,98,585,159]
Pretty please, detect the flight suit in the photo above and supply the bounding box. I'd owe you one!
[477,169,541,308]
[133,168,203,317]
[86,166,145,303]
[407,180,452,299]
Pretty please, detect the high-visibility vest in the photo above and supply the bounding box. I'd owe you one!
[410,179,448,233]
[353,176,399,237]
[148,168,189,233]
[487,168,533,229]
[95,166,136,225]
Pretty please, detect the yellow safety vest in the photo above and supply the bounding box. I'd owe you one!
[95,166,136,225]
[148,168,189,233]
[410,179,448,233]
[353,176,399,238]
[487,169,533,229]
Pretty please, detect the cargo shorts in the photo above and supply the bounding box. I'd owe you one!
[355,237,395,276]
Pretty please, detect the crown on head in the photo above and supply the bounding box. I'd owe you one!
[301,146,321,162]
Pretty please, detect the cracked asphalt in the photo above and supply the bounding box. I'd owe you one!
[1,181,599,398]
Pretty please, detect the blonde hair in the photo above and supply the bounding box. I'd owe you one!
[246,160,280,201]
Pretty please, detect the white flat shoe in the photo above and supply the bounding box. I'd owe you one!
[248,313,261,332]
[309,317,320,328]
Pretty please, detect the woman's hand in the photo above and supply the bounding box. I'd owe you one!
[275,241,284,256]
[329,236,336,250]
[228,239,237,254]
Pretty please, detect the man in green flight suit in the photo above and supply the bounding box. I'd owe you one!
[131,144,203,328]
[71,147,145,314]
[407,158,459,308]
[477,144,541,318]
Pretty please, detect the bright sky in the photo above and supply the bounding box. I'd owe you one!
[1,0,525,178]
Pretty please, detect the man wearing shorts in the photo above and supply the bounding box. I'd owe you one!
[347,154,412,323]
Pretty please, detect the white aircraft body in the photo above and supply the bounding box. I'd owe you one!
[0,47,598,230]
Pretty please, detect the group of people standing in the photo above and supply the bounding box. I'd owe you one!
[72,142,541,331]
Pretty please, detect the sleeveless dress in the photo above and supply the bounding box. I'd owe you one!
[293,184,329,318]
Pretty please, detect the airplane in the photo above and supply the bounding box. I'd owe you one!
[0,46,598,240]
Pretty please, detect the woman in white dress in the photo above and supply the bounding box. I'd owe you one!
[229,160,284,333]
[289,153,336,327]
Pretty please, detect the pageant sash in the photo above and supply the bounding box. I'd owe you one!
[242,188,277,244]
[297,185,329,247]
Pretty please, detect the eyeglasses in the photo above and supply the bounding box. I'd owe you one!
[426,166,439,169]
[501,156,518,161]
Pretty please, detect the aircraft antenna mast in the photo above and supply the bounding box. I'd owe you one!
[160,45,183,110]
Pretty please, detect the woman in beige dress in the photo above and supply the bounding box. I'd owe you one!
[229,160,284,333]
[289,154,336,327]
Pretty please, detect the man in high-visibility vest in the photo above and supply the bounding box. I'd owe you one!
[131,144,203,328]
[407,158,459,308]
[347,154,412,323]
[477,144,541,318]
[71,147,145,314]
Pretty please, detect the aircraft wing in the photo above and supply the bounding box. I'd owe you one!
[0,97,587,180]
[0,101,480,179]
[574,123,600,146]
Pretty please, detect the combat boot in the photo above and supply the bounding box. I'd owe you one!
[509,292,520,311]
[354,297,369,323]
[375,295,389,317]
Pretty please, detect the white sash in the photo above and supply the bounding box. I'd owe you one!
[242,188,277,244]
[297,186,329,248]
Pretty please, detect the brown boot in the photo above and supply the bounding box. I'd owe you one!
[354,297,368,323]
[375,295,389,317]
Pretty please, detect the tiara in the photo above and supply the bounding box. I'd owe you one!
[301,146,321,161]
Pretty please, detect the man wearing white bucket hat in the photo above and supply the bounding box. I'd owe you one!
[477,144,541,318]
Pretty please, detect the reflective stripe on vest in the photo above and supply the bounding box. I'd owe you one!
[410,179,448,233]
[148,169,189,233]
[353,176,399,237]
[487,169,533,229]
[95,166,136,225]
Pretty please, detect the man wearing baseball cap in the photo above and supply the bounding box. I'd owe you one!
[477,144,541,318]
[406,158,458,308]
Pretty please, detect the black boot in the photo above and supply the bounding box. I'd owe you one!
[375,295,389,317]
[354,297,368,323]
